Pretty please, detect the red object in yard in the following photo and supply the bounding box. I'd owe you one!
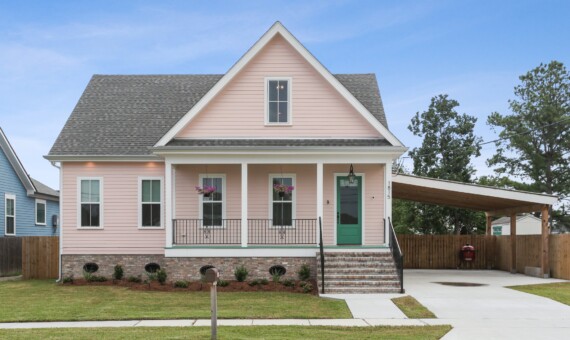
[460,244,476,262]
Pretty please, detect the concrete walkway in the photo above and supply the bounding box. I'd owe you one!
[405,270,570,340]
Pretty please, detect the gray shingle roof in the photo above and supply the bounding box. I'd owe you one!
[31,178,59,198]
[164,138,391,148]
[49,74,390,156]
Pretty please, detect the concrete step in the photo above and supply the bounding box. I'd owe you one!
[323,274,399,280]
[320,262,396,269]
[321,280,401,287]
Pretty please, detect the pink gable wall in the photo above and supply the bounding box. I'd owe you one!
[176,34,382,139]
[61,162,165,255]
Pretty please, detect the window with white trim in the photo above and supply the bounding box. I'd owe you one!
[35,199,46,225]
[140,179,162,227]
[80,179,101,227]
[270,175,295,227]
[266,78,290,124]
[200,176,224,227]
[5,194,15,235]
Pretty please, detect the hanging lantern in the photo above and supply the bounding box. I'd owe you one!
[347,164,356,184]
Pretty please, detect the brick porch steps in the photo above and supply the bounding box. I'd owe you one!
[317,252,401,294]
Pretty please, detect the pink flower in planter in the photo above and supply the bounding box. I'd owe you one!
[273,184,295,193]
[195,185,217,195]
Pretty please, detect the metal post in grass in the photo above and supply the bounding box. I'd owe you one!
[205,268,219,340]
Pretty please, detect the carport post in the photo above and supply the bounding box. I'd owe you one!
[541,205,550,278]
[510,214,517,274]
[485,214,493,235]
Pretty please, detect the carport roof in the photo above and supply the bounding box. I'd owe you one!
[391,174,558,216]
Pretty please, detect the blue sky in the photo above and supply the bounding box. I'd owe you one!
[1,0,569,189]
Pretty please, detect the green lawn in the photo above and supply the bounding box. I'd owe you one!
[391,296,436,319]
[509,282,570,306]
[0,280,351,322]
[0,326,452,340]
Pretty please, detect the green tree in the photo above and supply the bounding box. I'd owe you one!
[400,94,484,234]
[487,61,570,200]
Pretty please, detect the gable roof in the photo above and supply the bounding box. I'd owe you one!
[156,22,402,147]
[1,127,59,199]
[47,74,392,157]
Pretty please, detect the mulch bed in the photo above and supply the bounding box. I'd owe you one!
[63,278,318,295]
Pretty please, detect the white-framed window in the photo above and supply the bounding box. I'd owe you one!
[265,77,292,124]
[139,177,163,228]
[269,174,296,227]
[199,174,225,227]
[5,194,15,235]
[35,199,46,226]
[78,178,102,228]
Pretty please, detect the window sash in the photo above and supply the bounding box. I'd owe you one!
[5,197,15,234]
[271,176,294,227]
[201,176,224,227]
[79,179,101,227]
[267,79,289,123]
[36,200,46,225]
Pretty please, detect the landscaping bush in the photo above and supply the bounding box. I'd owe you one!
[260,278,269,285]
[249,279,261,287]
[217,279,229,287]
[234,265,248,282]
[62,275,74,284]
[83,270,94,282]
[156,269,167,285]
[113,265,124,281]
[174,280,188,288]
[298,264,311,281]
[282,279,295,287]
[301,282,313,293]
[127,275,142,283]
[271,272,282,283]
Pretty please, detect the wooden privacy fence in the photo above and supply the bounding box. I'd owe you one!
[0,237,22,276]
[397,234,570,280]
[21,236,59,279]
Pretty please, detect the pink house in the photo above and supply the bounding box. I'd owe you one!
[47,22,407,293]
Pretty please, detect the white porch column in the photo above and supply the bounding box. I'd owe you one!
[165,160,173,248]
[241,163,248,247]
[385,162,392,246]
[316,162,324,246]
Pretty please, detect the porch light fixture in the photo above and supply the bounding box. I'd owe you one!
[347,164,356,184]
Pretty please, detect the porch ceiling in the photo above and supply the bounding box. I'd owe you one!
[391,174,558,215]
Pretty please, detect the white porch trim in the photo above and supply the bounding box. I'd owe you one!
[241,163,248,247]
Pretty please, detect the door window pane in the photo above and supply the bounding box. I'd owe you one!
[339,178,359,224]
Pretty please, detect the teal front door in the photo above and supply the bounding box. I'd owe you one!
[336,176,362,245]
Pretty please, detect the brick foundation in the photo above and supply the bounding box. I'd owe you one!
[62,254,317,282]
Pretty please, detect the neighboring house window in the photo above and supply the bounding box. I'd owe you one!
[492,225,502,236]
[140,178,162,228]
[270,175,295,227]
[266,78,291,124]
[5,194,15,235]
[35,199,46,225]
[200,175,224,227]
[79,178,101,227]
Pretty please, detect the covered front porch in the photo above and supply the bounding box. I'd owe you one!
[155,148,401,253]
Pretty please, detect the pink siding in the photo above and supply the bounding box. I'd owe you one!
[176,34,382,139]
[61,162,165,255]
[322,164,385,246]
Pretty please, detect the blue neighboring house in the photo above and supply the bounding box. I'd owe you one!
[1,127,59,237]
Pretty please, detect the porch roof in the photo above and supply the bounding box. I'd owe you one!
[391,174,558,216]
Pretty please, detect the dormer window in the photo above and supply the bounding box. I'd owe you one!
[266,78,291,124]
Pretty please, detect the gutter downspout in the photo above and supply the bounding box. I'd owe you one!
[50,161,63,283]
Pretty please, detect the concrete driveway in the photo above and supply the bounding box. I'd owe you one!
[405,270,570,339]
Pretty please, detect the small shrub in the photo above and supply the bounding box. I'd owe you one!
[260,278,269,285]
[156,268,167,285]
[249,279,260,286]
[92,275,108,282]
[146,272,158,282]
[127,275,142,283]
[301,282,313,293]
[62,275,74,284]
[83,270,94,282]
[234,265,248,282]
[271,272,282,283]
[113,265,124,281]
[282,279,295,287]
[174,280,189,288]
[298,264,311,281]
[217,279,229,287]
